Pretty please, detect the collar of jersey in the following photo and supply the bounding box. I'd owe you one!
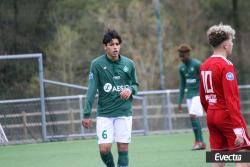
[211,55,228,61]
[105,54,121,63]
[211,54,233,65]
[183,58,191,65]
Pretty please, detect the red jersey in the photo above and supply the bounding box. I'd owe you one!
[199,55,244,130]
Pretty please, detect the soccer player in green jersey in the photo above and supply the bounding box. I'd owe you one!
[177,44,206,150]
[82,29,139,167]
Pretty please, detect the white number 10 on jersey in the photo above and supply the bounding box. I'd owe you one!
[201,71,214,93]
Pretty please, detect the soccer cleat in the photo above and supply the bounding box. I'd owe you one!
[192,141,206,150]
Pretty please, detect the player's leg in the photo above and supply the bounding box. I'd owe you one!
[235,151,250,167]
[114,116,132,167]
[189,114,198,141]
[96,117,115,167]
[207,110,227,167]
[99,143,115,167]
[190,115,206,150]
[187,99,198,143]
[117,143,129,167]
[190,96,206,148]
[211,163,225,167]
[236,164,249,167]
[236,150,250,167]
[187,97,205,150]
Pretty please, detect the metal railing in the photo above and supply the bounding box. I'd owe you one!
[137,85,250,133]
[0,94,147,144]
[1,84,250,144]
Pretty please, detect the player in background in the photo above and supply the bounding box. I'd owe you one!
[81,29,139,167]
[177,44,206,150]
[200,24,250,167]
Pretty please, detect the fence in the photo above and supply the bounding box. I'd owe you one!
[0,95,147,144]
[0,53,47,143]
[138,85,250,132]
[1,85,250,145]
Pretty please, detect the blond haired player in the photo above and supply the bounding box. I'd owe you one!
[200,24,250,167]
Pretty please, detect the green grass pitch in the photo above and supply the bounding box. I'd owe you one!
[0,132,235,167]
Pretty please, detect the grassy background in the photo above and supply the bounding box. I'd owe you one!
[0,132,235,167]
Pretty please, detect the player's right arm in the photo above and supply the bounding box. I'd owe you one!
[82,62,98,128]
[178,67,186,112]
[199,67,208,112]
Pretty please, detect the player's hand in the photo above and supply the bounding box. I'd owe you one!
[120,88,132,100]
[234,134,244,147]
[82,118,92,128]
[178,104,183,112]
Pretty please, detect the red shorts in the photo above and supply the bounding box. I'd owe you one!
[207,109,250,151]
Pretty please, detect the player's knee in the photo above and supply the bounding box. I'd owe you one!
[212,163,225,167]
[100,148,110,154]
[117,143,128,152]
[235,162,250,167]
[99,146,111,154]
[189,114,197,118]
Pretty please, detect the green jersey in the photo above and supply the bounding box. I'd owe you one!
[83,54,139,118]
[178,58,201,104]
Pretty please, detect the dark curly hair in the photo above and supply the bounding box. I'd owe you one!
[102,29,122,45]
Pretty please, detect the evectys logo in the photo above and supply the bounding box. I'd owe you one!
[206,152,250,163]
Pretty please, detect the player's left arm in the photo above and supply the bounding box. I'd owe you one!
[222,65,244,135]
[120,62,139,100]
[129,62,139,95]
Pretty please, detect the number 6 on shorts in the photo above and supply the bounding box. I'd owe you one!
[102,130,107,139]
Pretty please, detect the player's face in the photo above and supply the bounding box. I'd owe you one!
[224,36,233,55]
[179,51,190,63]
[104,39,121,60]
